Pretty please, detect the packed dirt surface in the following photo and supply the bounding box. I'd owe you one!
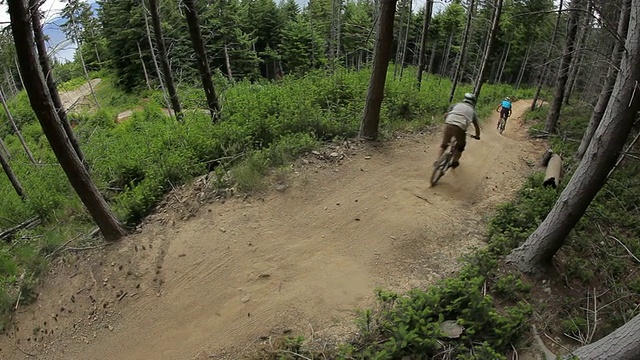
[0,101,545,360]
[59,78,102,111]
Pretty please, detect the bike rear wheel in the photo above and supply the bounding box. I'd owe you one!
[498,117,506,134]
[430,151,452,186]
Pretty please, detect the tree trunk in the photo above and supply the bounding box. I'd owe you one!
[398,0,412,79]
[515,40,532,89]
[544,0,583,133]
[66,11,100,109]
[575,0,631,160]
[30,0,86,167]
[506,0,640,274]
[0,146,24,200]
[428,41,437,74]
[566,314,640,359]
[137,41,153,91]
[9,0,127,242]
[439,32,453,77]
[0,87,36,164]
[223,43,234,83]
[142,3,171,110]
[13,56,25,91]
[531,0,563,111]
[359,0,397,140]
[497,42,510,83]
[473,0,503,98]
[182,0,221,122]
[393,0,406,80]
[564,0,592,105]
[148,0,182,120]
[416,0,434,89]
[0,135,10,160]
[448,0,475,103]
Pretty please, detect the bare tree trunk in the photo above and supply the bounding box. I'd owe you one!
[137,41,153,91]
[9,0,127,242]
[0,135,10,159]
[393,0,406,79]
[497,42,510,83]
[0,87,36,163]
[66,11,100,109]
[148,0,182,120]
[142,1,170,110]
[416,0,434,89]
[398,0,412,79]
[30,0,85,166]
[473,0,503,98]
[428,41,436,74]
[566,314,640,359]
[13,56,25,91]
[531,0,563,111]
[544,0,583,133]
[182,0,221,122]
[506,0,640,273]
[6,69,18,96]
[564,0,592,105]
[448,0,475,103]
[439,32,454,77]
[515,40,532,89]
[0,146,24,200]
[223,43,234,83]
[359,0,397,140]
[575,0,631,161]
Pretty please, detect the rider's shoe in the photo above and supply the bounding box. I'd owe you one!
[450,161,460,169]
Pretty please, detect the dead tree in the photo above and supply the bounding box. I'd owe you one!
[9,0,127,242]
[544,0,583,133]
[448,0,475,103]
[566,313,640,359]
[148,0,183,120]
[473,0,503,98]
[564,0,593,105]
[0,146,25,200]
[416,0,434,89]
[359,0,397,140]
[531,0,563,111]
[575,0,631,160]
[182,0,221,122]
[506,0,640,274]
[0,87,36,163]
[30,0,85,166]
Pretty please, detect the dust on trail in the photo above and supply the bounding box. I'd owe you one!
[0,101,544,360]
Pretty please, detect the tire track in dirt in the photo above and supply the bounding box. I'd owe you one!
[0,101,545,360]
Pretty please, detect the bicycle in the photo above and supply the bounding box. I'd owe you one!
[497,111,508,134]
[430,134,479,187]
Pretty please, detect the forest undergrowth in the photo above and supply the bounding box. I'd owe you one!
[247,104,640,359]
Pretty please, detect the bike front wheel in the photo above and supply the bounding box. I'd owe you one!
[430,152,451,186]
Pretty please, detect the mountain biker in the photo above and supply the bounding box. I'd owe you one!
[435,93,481,169]
[497,97,512,127]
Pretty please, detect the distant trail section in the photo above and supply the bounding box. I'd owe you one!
[59,78,102,111]
[0,101,544,360]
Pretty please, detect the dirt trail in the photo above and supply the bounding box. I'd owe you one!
[0,101,544,360]
[59,78,101,110]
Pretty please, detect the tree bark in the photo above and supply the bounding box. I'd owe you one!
[0,136,11,160]
[223,43,234,83]
[497,42,510,84]
[148,0,182,120]
[182,0,221,122]
[506,0,640,274]
[515,40,532,89]
[30,0,85,166]
[359,0,397,140]
[9,0,127,242]
[473,0,503,99]
[0,146,24,200]
[439,32,453,77]
[566,314,640,360]
[575,0,631,160]
[428,41,437,74]
[0,87,36,164]
[13,56,25,91]
[544,0,583,133]
[398,0,412,79]
[531,0,563,111]
[416,0,434,89]
[142,2,170,110]
[448,0,475,103]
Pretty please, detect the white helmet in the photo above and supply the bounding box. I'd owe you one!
[463,93,476,105]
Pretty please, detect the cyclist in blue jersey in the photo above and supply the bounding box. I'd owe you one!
[497,97,512,127]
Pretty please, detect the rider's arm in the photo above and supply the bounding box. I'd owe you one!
[472,114,481,138]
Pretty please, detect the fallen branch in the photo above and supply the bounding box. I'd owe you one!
[277,349,312,360]
[15,345,36,357]
[46,234,83,259]
[66,244,109,252]
[610,235,640,264]
[413,193,432,204]
[0,217,40,243]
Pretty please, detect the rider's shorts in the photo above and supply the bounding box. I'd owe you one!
[500,107,510,119]
[441,124,466,152]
